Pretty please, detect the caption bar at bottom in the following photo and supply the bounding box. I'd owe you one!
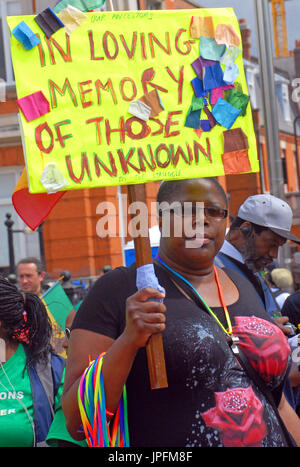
[106,451,193,463]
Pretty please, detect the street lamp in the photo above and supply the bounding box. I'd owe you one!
[4,213,16,274]
[4,213,46,274]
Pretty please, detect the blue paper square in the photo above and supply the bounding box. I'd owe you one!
[203,63,226,91]
[191,77,208,98]
[211,98,241,129]
[200,37,226,61]
[200,120,212,132]
[12,21,40,50]
[185,110,201,129]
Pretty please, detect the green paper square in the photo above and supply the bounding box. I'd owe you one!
[227,89,250,116]
[190,95,205,112]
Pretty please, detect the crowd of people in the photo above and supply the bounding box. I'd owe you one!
[1,177,300,447]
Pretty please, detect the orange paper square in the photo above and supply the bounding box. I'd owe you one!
[139,89,164,118]
[215,24,240,47]
[189,16,215,39]
[222,149,251,175]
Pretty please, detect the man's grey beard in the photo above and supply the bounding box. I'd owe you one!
[239,238,260,273]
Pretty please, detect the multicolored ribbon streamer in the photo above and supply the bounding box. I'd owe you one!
[78,353,130,447]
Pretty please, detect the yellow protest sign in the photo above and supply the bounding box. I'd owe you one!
[7,8,258,194]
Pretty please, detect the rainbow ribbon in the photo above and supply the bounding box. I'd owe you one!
[78,353,130,447]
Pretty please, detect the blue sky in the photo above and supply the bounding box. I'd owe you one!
[192,0,300,57]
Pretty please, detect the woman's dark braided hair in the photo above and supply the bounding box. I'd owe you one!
[0,278,52,368]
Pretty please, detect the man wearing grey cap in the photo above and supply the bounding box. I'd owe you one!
[215,193,300,416]
[215,193,300,333]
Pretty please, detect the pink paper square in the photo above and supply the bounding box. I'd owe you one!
[210,84,235,105]
[17,91,50,121]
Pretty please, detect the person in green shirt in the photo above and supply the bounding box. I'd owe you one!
[0,277,84,447]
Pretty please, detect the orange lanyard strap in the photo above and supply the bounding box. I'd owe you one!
[155,255,234,339]
[213,265,233,336]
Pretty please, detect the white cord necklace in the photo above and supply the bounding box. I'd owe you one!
[0,361,36,446]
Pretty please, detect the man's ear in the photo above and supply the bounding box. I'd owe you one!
[39,271,46,282]
[240,222,253,238]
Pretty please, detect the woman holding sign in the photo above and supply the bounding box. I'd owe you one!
[62,177,300,447]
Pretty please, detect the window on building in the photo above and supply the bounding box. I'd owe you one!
[276,82,292,122]
[281,83,291,122]
[281,148,288,193]
[294,150,300,192]
[0,0,47,83]
[0,167,41,271]
[146,0,163,8]
[0,1,22,83]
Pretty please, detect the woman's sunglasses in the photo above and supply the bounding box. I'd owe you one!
[159,204,228,220]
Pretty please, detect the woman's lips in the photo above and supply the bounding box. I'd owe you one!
[184,236,212,247]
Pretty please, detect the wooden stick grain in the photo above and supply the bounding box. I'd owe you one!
[127,184,168,389]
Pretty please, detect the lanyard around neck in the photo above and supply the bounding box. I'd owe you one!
[155,255,234,339]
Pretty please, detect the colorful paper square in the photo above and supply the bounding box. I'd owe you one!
[57,5,87,35]
[185,110,201,129]
[203,63,226,90]
[211,98,241,129]
[191,56,218,79]
[34,8,64,38]
[53,0,106,14]
[223,62,239,85]
[16,91,50,122]
[215,24,241,47]
[222,149,251,174]
[12,21,40,50]
[223,128,249,153]
[210,84,234,105]
[139,89,164,118]
[221,46,241,65]
[200,120,212,132]
[226,89,250,116]
[189,16,215,39]
[129,100,151,121]
[190,95,206,112]
[199,37,226,61]
[203,106,217,128]
[191,77,209,98]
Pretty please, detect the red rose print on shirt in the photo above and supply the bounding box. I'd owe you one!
[201,386,266,447]
[232,316,291,383]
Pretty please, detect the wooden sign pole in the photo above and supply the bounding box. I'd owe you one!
[127,183,168,390]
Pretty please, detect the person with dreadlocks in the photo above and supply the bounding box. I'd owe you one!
[0,277,66,447]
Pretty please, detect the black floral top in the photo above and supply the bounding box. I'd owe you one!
[73,264,291,447]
